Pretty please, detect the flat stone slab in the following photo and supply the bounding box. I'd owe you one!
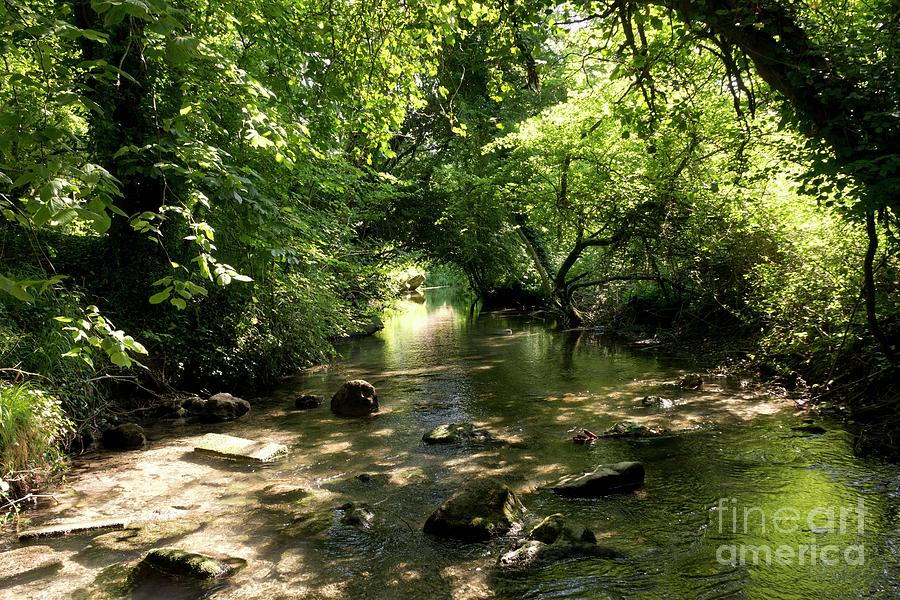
[17,518,129,541]
[193,433,288,462]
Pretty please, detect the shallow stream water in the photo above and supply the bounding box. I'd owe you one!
[2,288,899,599]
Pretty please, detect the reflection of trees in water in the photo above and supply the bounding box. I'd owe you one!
[560,330,583,377]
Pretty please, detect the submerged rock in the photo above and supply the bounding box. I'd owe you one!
[331,380,379,417]
[200,392,250,423]
[422,422,495,445]
[257,482,309,504]
[790,424,827,435]
[679,374,704,390]
[294,394,323,410]
[139,548,236,580]
[552,461,645,497]
[353,472,390,486]
[600,421,668,438]
[102,423,146,451]
[89,520,204,552]
[423,479,525,541]
[281,510,333,538]
[499,514,619,568]
[0,545,63,584]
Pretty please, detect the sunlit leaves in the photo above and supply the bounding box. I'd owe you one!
[56,305,148,369]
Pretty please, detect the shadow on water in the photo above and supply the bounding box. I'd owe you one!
[3,287,899,599]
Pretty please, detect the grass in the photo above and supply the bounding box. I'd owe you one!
[0,382,72,503]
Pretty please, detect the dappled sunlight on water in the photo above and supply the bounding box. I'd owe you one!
[2,289,899,599]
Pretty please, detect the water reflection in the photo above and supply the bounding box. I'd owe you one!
[4,288,899,599]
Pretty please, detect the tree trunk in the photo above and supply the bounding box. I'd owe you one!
[864,210,895,361]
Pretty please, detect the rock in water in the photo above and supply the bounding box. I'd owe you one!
[399,273,426,292]
[422,422,494,445]
[200,392,250,423]
[499,513,619,568]
[679,374,703,390]
[331,380,379,417]
[640,396,675,409]
[139,548,235,580]
[552,462,645,497]
[102,423,146,450]
[294,394,323,410]
[339,503,375,529]
[423,479,525,541]
[599,421,668,438]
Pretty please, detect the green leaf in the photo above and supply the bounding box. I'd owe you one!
[170,297,187,310]
[149,287,172,304]
[110,351,131,368]
[166,36,200,66]
[0,274,34,302]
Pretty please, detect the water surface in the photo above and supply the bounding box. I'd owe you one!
[3,289,898,599]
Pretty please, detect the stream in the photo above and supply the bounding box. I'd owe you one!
[2,288,899,599]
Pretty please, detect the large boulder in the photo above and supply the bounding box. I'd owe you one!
[139,548,236,580]
[422,422,495,445]
[102,423,146,450]
[423,479,525,541]
[552,462,645,497]
[499,514,619,568]
[331,380,379,417]
[200,393,250,423]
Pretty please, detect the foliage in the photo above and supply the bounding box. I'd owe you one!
[0,0,898,475]
[0,382,72,503]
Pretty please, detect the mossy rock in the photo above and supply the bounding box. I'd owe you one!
[600,421,667,438]
[422,422,495,445]
[423,478,525,541]
[280,510,333,538]
[139,548,237,580]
